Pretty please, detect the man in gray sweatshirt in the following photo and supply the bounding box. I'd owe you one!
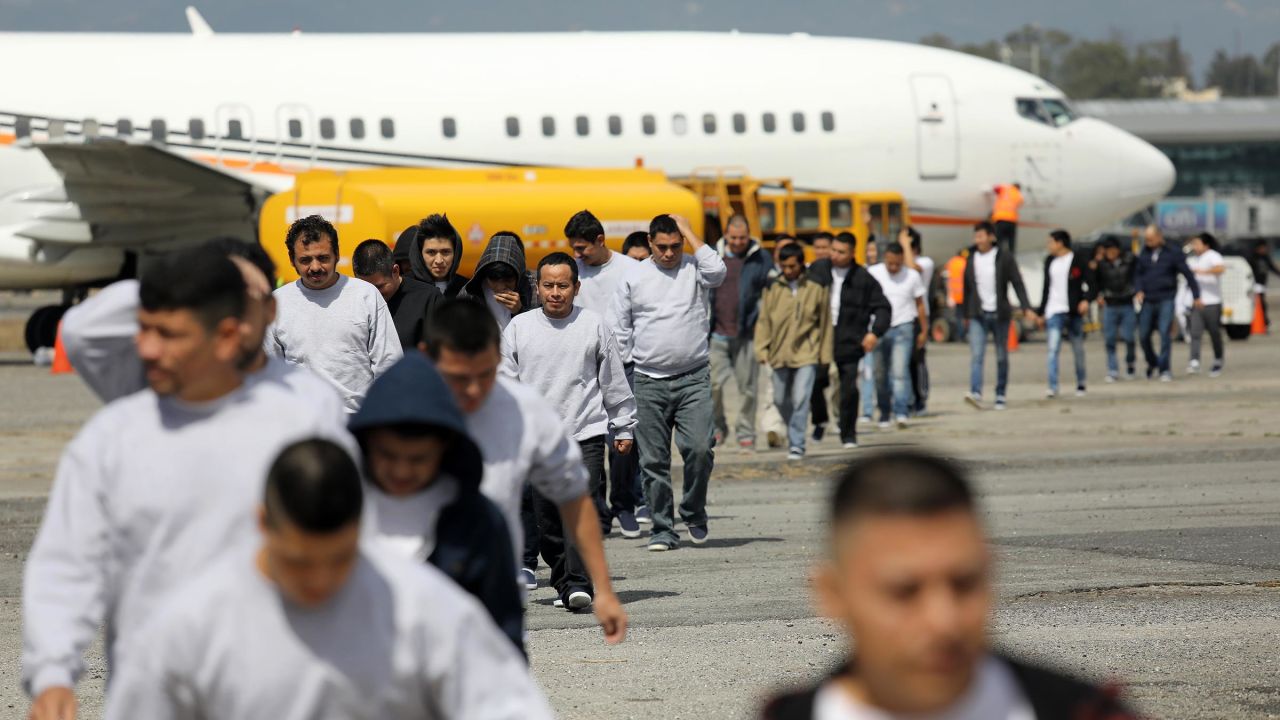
[23,247,355,720]
[609,214,727,551]
[501,252,637,609]
[265,214,403,413]
[105,438,550,720]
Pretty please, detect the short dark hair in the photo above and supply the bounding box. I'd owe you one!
[884,241,905,256]
[417,213,460,246]
[285,215,339,262]
[1099,237,1120,250]
[974,221,996,236]
[204,237,276,287]
[537,251,579,283]
[352,239,395,277]
[564,210,605,243]
[1194,232,1219,251]
[778,243,806,265]
[484,263,518,282]
[812,231,835,244]
[423,298,501,358]
[832,231,856,248]
[725,214,750,232]
[1049,229,1072,249]
[831,449,974,528]
[263,438,363,534]
[622,231,651,255]
[649,214,679,238]
[140,245,247,331]
[904,226,922,252]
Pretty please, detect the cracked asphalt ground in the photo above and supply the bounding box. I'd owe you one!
[0,301,1278,718]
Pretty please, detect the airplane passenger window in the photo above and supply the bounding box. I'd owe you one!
[703,113,717,134]
[350,118,366,139]
[48,120,66,139]
[443,117,457,138]
[227,119,244,140]
[116,119,133,138]
[576,115,590,137]
[506,116,520,137]
[733,113,746,134]
[150,119,167,142]
[15,116,31,139]
[82,119,100,138]
[319,118,335,140]
[608,115,622,136]
[380,118,395,139]
[792,112,806,133]
[542,116,556,137]
[821,111,835,132]
[762,112,776,133]
[1040,99,1077,127]
[287,119,302,140]
[189,118,206,141]
[1015,98,1052,127]
[642,114,656,135]
[672,113,688,136]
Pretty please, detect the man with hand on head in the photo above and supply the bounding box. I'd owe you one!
[23,247,354,720]
[265,215,402,413]
[423,299,628,643]
[761,450,1138,720]
[502,252,637,610]
[353,238,441,351]
[105,439,550,720]
[610,214,726,551]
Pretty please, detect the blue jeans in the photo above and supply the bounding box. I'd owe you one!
[859,353,876,418]
[634,365,714,547]
[1045,313,1086,392]
[1102,304,1137,376]
[1138,298,1175,373]
[968,312,1010,398]
[771,365,816,453]
[875,323,914,420]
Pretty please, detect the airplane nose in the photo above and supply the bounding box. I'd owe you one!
[1122,138,1176,201]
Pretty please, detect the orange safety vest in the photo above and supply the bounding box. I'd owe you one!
[992,184,1023,223]
[945,254,967,305]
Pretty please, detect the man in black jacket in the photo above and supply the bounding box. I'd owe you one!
[759,450,1138,720]
[1096,237,1138,381]
[349,352,523,654]
[962,222,1033,411]
[353,239,442,350]
[808,233,890,448]
[407,214,471,298]
[1032,230,1096,398]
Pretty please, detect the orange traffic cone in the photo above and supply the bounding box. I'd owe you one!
[1252,295,1267,336]
[1007,320,1020,352]
[51,323,74,375]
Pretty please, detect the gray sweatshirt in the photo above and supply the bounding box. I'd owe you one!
[575,251,639,317]
[21,378,356,697]
[500,307,637,442]
[105,544,552,720]
[266,275,403,413]
[608,246,727,378]
[465,377,588,567]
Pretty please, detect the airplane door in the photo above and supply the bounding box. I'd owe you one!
[1012,143,1062,209]
[910,75,959,180]
[214,104,256,168]
[274,104,317,170]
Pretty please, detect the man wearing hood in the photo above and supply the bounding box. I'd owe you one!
[407,214,470,298]
[350,353,523,652]
[708,214,773,451]
[464,231,540,330]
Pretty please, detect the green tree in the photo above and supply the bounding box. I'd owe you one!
[1058,41,1140,98]
[1206,50,1276,96]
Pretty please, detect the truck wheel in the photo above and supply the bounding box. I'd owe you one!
[1225,324,1252,341]
[24,305,69,354]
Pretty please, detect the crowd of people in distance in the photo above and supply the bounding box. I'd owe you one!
[24,199,1241,718]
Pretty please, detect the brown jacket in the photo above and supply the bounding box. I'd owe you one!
[755,275,833,368]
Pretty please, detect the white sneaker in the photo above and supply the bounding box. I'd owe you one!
[1187,360,1201,375]
[964,393,983,409]
[878,420,890,430]
[1075,386,1086,397]
[842,441,858,449]
[858,415,872,425]
[895,416,909,429]
[1160,372,1173,383]
[1105,374,1117,384]
[994,397,1007,411]
[787,450,804,461]
[1045,388,1058,399]
[567,591,592,610]
[1210,362,1223,378]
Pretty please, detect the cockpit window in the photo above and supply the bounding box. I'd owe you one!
[1016,97,1076,128]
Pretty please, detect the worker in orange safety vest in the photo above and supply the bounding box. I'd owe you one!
[991,183,1023,254]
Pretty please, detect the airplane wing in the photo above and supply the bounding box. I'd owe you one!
[25,141,263,253]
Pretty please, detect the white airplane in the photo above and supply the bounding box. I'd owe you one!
[0,9,1174,349]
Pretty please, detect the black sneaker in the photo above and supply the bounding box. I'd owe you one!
[812,424,826,443]
[635,505,652,525]
[616,510,642,539]
[687,524,709,545]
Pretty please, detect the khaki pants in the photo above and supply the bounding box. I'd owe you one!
[710,335,759,443]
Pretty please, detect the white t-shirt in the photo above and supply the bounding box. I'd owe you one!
[868,263,926,327]
[365,478,460,563]
[1188,249,1225,305]
[814,657,1035,720]
[483,287,514,330]
[831,265,851,326]
[1045,252,1074,317]
[916,256,936,318]
[973,248,999,313]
